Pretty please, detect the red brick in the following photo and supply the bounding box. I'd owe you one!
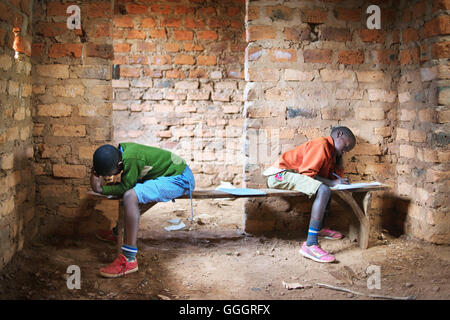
[114,43,131,53]
[114,16,134,28]
[151,55,171,65]
[173,30,193,41]
[126,3,148,14]
[48,43,82,59]
[143,69,163,78]
[321,27,351,42]
[87,43,113,59]
[47,2,76,16]
[185,18,206,28]
[0,2,10,23]
[189,69,208,78]
[150,5,172,15]
[412,1,426,19]
[208,18,230,28]
[120,66,140,78]
[163,43,180,52]
[88,2,111,18]
[161,18,181,27]
[303,49,332,63]
[53,164,86,179]
[198,30,218,40]
[358,29,385,43]
[432,41,450,58]
[381,8,396,28]
[302,8,327,23]
[269,48,297,62]
[174,54,195,65]
[95,22,111,38]
[149,29,167,39]
[372,49,398,65]
[402,28,420,43]
[166,69,186,79]
[247,6,259,21]
[198,7,216,16]
[338,50,364,65]
[32,43,44,57]
[126,30,146,39]
[128,55,148,65]
[174,6,195,15]
[228,7,241,17]
[248,26,276,41]
[197,56,217,65]
[335,7,361,22]
[402,9,412,23]
[142,18,156,28]
[184,43,204,51]
[230,20,241,29]
[400,47,420,65]
[283,27,310,41]
[36,22,68,37]
[423,16,450,38]
[112,30,124,39]
[433,0,450,12]
[113,55,127,65]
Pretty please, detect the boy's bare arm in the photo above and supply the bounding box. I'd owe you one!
[90,171,104,194]
[315,175,349,187]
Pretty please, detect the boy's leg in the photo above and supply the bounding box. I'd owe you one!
[99,189,140,278]
[300,184,335,263]
[306,184,331,246]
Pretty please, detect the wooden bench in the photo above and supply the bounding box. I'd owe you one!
[87,184,389,254]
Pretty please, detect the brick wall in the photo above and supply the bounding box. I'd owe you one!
[395,0,450,243]
[111,0,246,188]
[0,0,36,269]
[32,0,116,236]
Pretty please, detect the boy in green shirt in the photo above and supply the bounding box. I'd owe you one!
[90,143,195,277]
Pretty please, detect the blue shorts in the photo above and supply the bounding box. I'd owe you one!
[133,165,195,204]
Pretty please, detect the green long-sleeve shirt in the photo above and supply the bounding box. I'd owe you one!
[101,142,186,196]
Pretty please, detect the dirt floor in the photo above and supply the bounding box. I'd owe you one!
[0,198,449,300]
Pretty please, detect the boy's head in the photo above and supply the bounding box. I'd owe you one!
[330,126,356,156]
[93,144,123,178]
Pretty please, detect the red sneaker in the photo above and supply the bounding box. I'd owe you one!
[100,254,138,278]
[96,229,118,244]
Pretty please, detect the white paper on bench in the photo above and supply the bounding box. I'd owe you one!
[330,181,382,190]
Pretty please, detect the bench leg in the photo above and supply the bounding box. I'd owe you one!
[333,191,371,249]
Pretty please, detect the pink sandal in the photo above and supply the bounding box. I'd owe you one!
[318,228,343,240]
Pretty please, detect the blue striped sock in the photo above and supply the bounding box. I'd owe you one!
[306,220,322,246]
[121,245,138,262]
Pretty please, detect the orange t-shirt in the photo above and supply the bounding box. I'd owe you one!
[272,136,344,179]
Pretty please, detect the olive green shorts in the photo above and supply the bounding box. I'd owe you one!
[266,170,322,198]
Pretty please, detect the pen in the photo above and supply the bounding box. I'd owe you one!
[332,172,341,179]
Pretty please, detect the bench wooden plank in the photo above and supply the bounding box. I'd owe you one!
[87,185,388,200]
[86,184,389,251]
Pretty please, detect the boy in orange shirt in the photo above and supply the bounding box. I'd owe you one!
[264,126,356,263]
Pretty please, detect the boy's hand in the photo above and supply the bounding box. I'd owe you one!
[90,171,104,194]
[331,177,350,186]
